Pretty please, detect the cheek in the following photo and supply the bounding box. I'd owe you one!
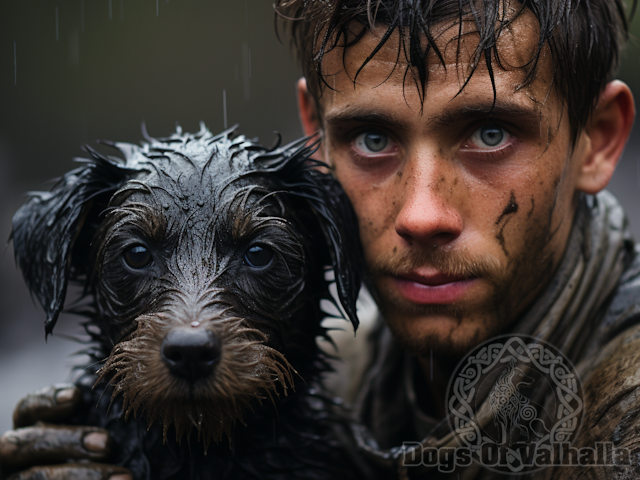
[334,162,394,227]
[351,191,393,267]
[332,163,398,252]
[496,172,572,278]
[483,149,572,249]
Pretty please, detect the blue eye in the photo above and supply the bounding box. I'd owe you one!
[123,245,152,269]
[480,126,504,146]
[355,131,389,153]
[476,125,507,147]
[243,245,274,268]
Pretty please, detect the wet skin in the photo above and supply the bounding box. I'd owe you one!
[298,11,631,363]
[0,10,634,476]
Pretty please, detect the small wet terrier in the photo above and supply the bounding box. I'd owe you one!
[12,125,362,479]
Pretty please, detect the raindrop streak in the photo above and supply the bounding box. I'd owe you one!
[13,42,16,85]
[223,90,228,129]
[156,0,159,16]
[109,0,112,20]
[81,0,84,32]
[56,7,59,41]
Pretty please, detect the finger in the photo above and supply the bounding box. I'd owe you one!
[6,463,132,480]
[12,385,81,429]
[0,424,110,471]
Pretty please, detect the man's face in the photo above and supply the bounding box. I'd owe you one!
[311,14,591,357]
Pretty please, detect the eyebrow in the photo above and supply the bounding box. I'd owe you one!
[429,101,543,127]
[323,101,542,131]
[324,108,409,131]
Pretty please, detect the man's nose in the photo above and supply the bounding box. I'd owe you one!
[394,157,463,247]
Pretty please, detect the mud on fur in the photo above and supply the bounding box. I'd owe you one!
[11,124,362,479]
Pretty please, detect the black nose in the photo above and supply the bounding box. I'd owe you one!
[161,328,221,381]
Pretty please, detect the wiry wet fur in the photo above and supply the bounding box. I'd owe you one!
[11,125,362,479]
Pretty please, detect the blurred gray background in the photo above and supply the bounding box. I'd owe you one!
[0,1,639,435]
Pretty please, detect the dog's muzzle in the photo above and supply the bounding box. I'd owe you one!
[161,328,222,381]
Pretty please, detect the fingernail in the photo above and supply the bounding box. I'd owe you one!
[109,475,133,480]
[83,431,109,452]
[55,387,77,404]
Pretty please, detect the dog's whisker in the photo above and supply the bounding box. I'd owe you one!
[83,356,108,371]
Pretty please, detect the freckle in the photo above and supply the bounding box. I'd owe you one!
[393,246,397,253]
[440,177,445,182]
[397,171,403,178]
[453,177,459,186]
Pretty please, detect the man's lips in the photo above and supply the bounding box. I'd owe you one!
[391,272,476,305]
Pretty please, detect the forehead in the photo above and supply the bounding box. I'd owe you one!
[317,9,555,117]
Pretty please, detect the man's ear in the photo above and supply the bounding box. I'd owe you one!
[297,77,326,161]
[576,80,635,194]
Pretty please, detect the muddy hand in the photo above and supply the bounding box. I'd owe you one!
[5,463,131,480]
[12,384,82,429]
[0,384,131,480]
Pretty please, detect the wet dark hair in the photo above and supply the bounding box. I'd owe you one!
[276,0,636,141]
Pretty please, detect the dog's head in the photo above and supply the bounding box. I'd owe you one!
[12,125,361,446]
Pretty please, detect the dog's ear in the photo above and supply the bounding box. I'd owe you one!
[252,138,362,331]
[11,147,136,336]
[308,169,363,331]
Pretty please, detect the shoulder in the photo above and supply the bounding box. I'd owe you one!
[548,324,640,479]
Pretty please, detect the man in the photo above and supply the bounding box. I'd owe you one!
[283,1,640,478]
[1,1,637,478]
[278,1,638,478]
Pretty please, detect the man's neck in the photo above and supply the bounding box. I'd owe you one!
[416,354,460,419]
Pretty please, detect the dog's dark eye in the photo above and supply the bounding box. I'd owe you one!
[123,245,153,269]
[244,245,274,269]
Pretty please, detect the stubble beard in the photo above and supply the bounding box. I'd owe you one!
[366,225,558,359]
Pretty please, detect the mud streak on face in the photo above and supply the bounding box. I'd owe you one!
[495,191,519,256]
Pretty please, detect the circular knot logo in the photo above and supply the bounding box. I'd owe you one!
[446,335,583,474]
